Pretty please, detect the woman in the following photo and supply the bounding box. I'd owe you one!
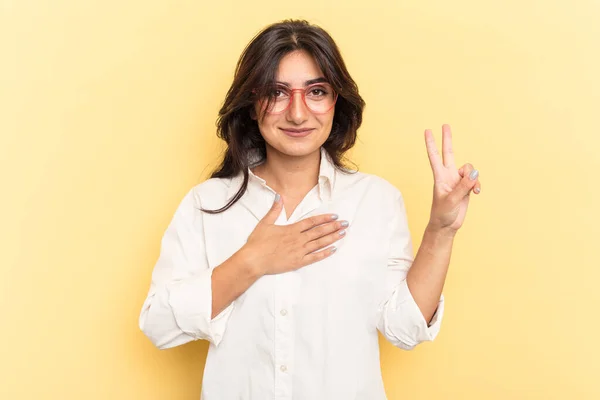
[139,19,481,399]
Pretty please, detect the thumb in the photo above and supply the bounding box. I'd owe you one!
[260,193,283,225]
[449,168,479,204]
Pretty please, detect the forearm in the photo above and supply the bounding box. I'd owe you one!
[406,224,455,323]
[211,248,263,319]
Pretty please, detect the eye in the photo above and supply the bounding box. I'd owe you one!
[269,86,289,98]
[308,86,328,97]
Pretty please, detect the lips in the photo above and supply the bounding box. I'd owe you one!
[280,128,315,138]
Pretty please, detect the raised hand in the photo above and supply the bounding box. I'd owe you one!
[240,194,348,275]
[424,124,481,233]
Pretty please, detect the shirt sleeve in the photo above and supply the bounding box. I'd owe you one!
[376,190,445,350]
[138,187,235,349]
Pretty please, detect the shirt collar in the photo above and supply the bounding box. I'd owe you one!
[227,146,337,204]
[316,147,336,201]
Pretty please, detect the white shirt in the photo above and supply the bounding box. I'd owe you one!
[139,147,444,400]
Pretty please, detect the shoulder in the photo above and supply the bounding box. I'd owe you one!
[187,176,235,209]
[333,169,409,228]
[334,168,404,201]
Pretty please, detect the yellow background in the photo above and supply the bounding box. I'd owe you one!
[2,0,599,399]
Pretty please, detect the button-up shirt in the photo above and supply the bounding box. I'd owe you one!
[139,147,444,400]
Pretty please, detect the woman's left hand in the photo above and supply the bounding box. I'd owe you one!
[424,124,481,234]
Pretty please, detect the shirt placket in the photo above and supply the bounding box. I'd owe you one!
[273,271,294,399]
[273,186,324,399]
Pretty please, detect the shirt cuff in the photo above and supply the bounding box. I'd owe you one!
[167,268,235,347]
[379,279,444,349]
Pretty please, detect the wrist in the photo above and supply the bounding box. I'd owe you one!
[425,222,458,239]
[235,246,266,279]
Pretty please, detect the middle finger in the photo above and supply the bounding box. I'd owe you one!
[303,220,349,242]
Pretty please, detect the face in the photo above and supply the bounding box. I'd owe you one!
[254,50,335,158]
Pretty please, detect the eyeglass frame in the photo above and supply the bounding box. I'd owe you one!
[252,82,338,115]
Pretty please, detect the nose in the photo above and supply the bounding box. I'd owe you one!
[286,90,309,124]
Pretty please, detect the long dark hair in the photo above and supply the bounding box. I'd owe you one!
[203,19,365,214]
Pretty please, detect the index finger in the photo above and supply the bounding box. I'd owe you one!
[425,129,444,176]
[294,214,339,232]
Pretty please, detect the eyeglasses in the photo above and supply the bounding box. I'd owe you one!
[255,82,338,114]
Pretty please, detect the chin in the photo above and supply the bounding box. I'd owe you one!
[271,137,325,158]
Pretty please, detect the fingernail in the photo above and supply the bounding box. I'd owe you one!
[469,169,479,180]
[339,230,346,236]
[474,187,481,194]
[274,193,280,203]
[330,246,337,253]
[340,221,349,227]
[331,214,339,220]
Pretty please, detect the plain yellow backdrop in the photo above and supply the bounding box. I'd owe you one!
[2,0,599,399]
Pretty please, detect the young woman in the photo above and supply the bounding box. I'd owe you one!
[139,19,481,400]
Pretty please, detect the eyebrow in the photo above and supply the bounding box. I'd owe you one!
[275,77,328,87]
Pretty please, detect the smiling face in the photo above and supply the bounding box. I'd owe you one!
[254,50,336,158]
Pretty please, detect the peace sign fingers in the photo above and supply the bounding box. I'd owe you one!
[425,124,458,179]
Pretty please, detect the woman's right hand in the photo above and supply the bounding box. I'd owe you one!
[239,194,348,276]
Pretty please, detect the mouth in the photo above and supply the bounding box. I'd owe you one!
[279,127,315,138]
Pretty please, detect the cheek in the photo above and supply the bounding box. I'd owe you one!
[317,111,335,130]
[257,114,280,136]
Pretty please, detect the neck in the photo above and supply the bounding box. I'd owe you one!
[253,145,321,197]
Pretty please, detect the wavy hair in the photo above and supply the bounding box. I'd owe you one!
[203,19,365,213]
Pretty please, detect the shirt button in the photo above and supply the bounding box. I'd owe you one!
[280,365,287,372]
[280,309,288,316]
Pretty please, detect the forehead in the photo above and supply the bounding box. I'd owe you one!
[275,50,324,85]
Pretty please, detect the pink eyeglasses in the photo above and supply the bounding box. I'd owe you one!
[255,82,338,114]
